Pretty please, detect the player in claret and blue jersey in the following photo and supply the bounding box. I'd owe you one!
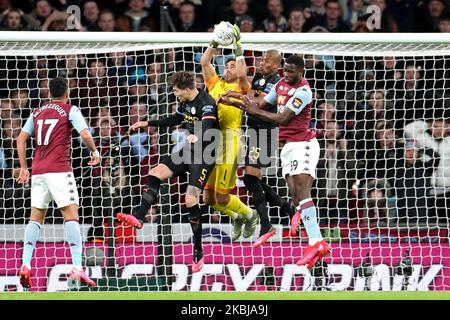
[234,55,332,268]
[16,77,100,290]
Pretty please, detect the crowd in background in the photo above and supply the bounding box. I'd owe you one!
[0,0,449,33]
[0,0,449,235]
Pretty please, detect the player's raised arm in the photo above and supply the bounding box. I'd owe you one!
[232,25,251,93]
[200,46,219,86]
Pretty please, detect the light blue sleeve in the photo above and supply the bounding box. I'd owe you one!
[286,86,313,116]
[69,106,89,134]
[21,114,34,136]
[263,81,278,105]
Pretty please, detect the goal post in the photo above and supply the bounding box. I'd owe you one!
[0,32,449,292]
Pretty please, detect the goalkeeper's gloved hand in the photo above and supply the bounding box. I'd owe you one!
[232,24,243,57]
[209,39,219,48]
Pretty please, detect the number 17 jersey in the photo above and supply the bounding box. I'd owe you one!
[21,100,88,175]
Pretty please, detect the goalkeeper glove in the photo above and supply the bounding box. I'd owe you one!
[232,24,243,57]
[209,39,219,48]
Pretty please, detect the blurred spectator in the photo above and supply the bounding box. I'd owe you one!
[394,139,439,226]
[0,99,12,120]
[404,114,450,223]
[98,8,117,32]
[0,7,40,30]
[31,0,53,25]
[219,0,253,25]
[261,0,288,32]
[82,0,100,31]
[147,61,167,102]
[362,178,392,227]
[369,0,398,32]
[10,88,31,118]
[237,14,255,32]
[41,9,84,31]
[124,103,151,163]
[351,19,371,32]
[373,56,401,91]
[75,58,119,121]
[341,0,366,28]
[303,0,327,31]
[394,64,426,130]
[438,13,450,31]
[358,120,402,190]
[195,73,205,90]
[177,0,202,32]
[38,78,51,105]
[116,0,157,32]
[304,54,335,101]
[415,0,447,32]
[387,0,417,32]
[285,6,306,32]
[315,119,356,224]
[317,0,351,32]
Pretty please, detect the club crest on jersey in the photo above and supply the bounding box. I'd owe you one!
[259,78,265,86]
[191,107,196,114]
[288,88,296,96]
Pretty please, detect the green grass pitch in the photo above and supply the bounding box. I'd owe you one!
[1,291,450,300]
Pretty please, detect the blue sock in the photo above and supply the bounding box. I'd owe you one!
[299,199,323,245]
[22,221,41,269]
[64,220,83,269]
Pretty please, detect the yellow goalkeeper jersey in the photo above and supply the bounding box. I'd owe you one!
[206,74,243,131]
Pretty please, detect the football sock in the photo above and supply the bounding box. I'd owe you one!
[64,220,83,269]
[243,174,270,234]
[261,181,294,218]
[212,203,239,220]
[22,220,41,269]
[134,175,161,221]
[225,194,252,219]
[299,198,323,246]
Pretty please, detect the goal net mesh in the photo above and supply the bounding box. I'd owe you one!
[0,40,449,292]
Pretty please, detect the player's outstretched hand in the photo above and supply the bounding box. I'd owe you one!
[130,121,149,132]
[16,167,30,184]
[242,95,259,115]
[88,151,100,166]
[232,24,242,48]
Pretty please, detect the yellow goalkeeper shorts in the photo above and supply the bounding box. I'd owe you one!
[205,129,241,193]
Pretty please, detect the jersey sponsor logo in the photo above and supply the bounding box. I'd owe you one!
[264,83,273,93]
[202,105,214,113]
[183,114,199,123]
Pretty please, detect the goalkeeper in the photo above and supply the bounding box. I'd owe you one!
[201,23,259,242]
[220,49,296,248]
[117,71,218,273]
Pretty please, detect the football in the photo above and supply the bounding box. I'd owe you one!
[213,21,235,46]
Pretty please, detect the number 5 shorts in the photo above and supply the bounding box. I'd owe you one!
[280,138,320,178]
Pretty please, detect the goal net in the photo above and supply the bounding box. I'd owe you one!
[0,32,449,292]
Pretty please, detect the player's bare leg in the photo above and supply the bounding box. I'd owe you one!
[291,174,331,268]
[61,204,96,287]
[186,185,205,273]
[117,164,173,229]
[20,207,47,290]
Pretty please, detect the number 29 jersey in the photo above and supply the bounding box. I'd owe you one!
[21,100,88,175]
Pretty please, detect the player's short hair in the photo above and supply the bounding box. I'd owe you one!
[49,77,69,98]
[171,71,195,90]
[225,56,236,65]
[284,55,305,69]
